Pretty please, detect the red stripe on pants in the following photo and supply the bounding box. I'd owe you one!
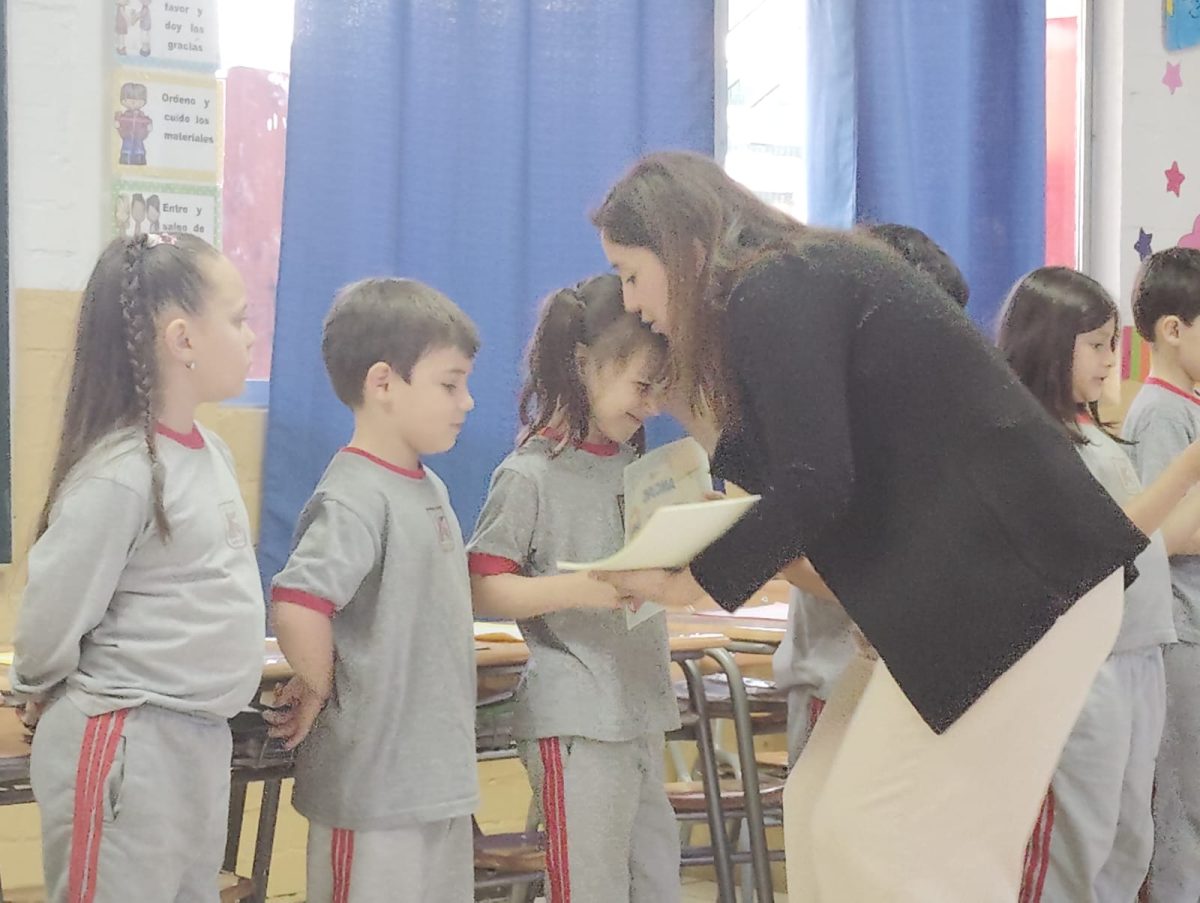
[67,709,128,903]
[538,738,571,902]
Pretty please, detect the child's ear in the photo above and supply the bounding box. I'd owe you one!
[362,361,394,400]
[1159,315,1183,345]
[161,315,193,366]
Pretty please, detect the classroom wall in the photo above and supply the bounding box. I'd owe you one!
[1089,0,1200,340]
[0,0,272,893]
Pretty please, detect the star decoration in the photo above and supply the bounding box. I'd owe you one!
[1167,161,1186,196]
[1135,228,1154,261]
[1164,61,1184,94]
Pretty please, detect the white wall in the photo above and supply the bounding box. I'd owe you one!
[1087,0,1200,322]
[7,0,108,293]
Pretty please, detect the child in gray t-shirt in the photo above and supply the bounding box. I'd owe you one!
[1122,247,1200,902]
[267,279,481,903]
[469,275,682,903]
[11,234,265,903]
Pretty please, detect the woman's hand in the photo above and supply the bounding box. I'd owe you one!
[591,568,708,611]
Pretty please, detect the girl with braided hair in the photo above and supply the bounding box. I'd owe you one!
[10,232,264,903]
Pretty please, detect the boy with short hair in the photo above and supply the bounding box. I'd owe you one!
[1121,247,1200,902]
[267,278,481,903]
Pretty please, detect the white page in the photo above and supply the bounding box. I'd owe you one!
[618,437,719,628]
[622,437,713,539]
[558,496,760,572]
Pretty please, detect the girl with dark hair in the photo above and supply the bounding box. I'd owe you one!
[589,151,1147,900]
[10,233,265,902]
[998,267,1200,901]
[468,274,681,903]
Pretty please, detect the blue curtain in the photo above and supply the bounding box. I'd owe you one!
[807,0,1046,327]
[259,1,713,579]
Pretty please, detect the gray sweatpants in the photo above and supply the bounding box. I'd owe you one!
[1149,640,1200,902]
[305,816,473,903]
[1022,646,1166,902]
[772,588,857,767]
[519,733,680,903]
[29,697,232,903]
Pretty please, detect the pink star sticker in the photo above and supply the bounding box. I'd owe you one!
[1167,161,1186,196]
[1164,61,1184,94]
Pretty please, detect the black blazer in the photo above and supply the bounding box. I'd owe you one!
[690,239,1146,733]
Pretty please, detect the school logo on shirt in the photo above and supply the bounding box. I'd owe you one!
[220,500,249,549]
[426,506,456,552]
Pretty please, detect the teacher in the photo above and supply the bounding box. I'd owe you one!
[590,152,1144,901]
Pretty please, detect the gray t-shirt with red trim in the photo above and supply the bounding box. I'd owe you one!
[271,448,478,830]
[467,434,680,742]
[11,424,265,720]
[1123,379,1200,644]
[1076,421,1177,653]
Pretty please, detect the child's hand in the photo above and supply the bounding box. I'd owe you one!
[264,677,327,750]
[592,568,706,611]
[574,574,630,611]
[16,698,43,732]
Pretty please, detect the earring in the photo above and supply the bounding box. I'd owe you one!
[186,361,197,370]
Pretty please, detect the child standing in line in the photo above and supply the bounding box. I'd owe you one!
[10,233,264,903]
[468,275,682,903]
[1121,247,1200,903]
[998,266,1200,902]
[267,278,481,903]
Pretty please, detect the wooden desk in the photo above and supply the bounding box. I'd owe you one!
[669,600,789,648]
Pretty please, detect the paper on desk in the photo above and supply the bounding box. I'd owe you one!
[473,621,524,643]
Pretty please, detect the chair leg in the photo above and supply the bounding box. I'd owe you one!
[682,658,737,902]
[706,648,774,903]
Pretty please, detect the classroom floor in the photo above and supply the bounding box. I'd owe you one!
[261,878,788,902]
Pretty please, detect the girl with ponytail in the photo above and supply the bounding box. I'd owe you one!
[11,232,266,902]
[467,274,682,903]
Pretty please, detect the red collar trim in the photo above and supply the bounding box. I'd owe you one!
[539,428,620,457]
[341,446,425,479]
[1145,377,1200,407]
[155,422,204,449]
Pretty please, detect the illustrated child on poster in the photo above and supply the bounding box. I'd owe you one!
[134,0,152,57]
[146,195,161,233]
[115,83,152,166]
[114,194,131,237]
[130,193,147,237]
[115,0,130,55]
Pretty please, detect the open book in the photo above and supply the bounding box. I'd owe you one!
[557,438,760,627]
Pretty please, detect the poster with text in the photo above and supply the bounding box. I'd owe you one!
[113,181,220,247]
[112,68,222,182]
[114,0,219,70]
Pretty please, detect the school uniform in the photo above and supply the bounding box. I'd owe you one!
[772,587,856,766]
[686,241,1146,900]
[271,448,479,903]
[468,434,682,903]
[11,424,265,903]
[1122,377,1200,903]
[1021,420,1176,902]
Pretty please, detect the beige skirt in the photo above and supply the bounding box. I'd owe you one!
[783,569,1124,902]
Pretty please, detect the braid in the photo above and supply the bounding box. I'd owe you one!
[120,235,171,538]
